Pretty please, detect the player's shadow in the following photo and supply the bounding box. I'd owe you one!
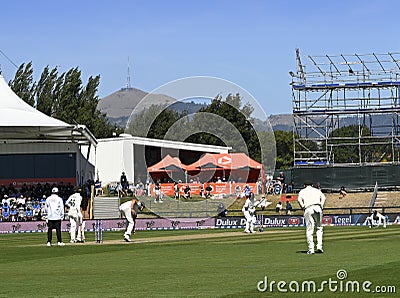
[296,250,310,254]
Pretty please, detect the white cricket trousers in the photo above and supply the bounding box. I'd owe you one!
[304,205,323,251]
[119,205,135,237]
[243,211,256,232]
[69,213,84,241]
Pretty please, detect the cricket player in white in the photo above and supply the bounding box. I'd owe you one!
[365,210,387,228]
[242,192,266,233]
[119,198,145,242]
[297,180,326,254]
[65,189,85,243]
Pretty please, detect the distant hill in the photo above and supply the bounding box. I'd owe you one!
[268,114,294,131]
[97,87,177,127]
[98,87,295,131]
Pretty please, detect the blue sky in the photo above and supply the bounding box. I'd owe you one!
[1,0,400,115]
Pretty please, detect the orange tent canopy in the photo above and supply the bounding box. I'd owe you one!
[148,154,187,183]
[148,154,187,173]
[186,153,262,172]
[186,153,263,183]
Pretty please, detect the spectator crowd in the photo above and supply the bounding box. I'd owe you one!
[0,181,91,222]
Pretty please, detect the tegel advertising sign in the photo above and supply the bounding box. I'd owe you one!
[322,215,352,226]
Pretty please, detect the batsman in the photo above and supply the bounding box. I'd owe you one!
[65,188,85,243]
[242,192,267,233]
[119,198,145,242]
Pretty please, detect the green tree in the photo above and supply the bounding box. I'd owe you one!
[9,62,36,106]
[10,63,117,139]
[36,65,58,115]
[77,75,117,138]
[187,93,261,162]
[274,130,294,169]
[126,104,183,138]
[257,130,276,170]
[53,67,82,123]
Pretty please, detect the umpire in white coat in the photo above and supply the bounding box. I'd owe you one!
[297,180,326,254]
[45,187,65,247]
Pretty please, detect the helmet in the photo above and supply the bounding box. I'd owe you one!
[52,187,59,193]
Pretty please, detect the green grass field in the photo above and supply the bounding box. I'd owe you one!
[1,225,399,297]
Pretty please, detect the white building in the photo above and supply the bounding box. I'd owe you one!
[95,134,230,185]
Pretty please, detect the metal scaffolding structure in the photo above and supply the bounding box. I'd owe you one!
[291,49,400,167]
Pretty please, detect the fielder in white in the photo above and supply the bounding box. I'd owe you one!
[242,192,267,233]
[365,210,387,228]
[65,189,85,243]
[119,198,145,242]
[297,180,326,254]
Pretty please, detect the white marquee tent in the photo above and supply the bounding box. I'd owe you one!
[0,74,97,186]
[0,74,96,144]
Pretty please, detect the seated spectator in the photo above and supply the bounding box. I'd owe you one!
[182,185,191,200]
[33,200,41,220]
[242,184,251,198]
[154,181,163,203]
[25,197,33,210]
[205,184,213,199]
[40,195,46,204]
[2,202,10,221]
[9,197,17,208]
[39,201,47,220]
[9,206,18,221]
[2,201,10,215]
[17,195,26,206]
[286,180,294,193]
[265,178,274,194]
[18,205,26,221]
[339,186,347,199]
[2,194,10,206]
[174,182,179,199]
[275,201,283,215]
[116,183,127,197]
[286,201,293,215]
[94,180,103,196]
[217,203,227,217]
[25,207,34,221]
